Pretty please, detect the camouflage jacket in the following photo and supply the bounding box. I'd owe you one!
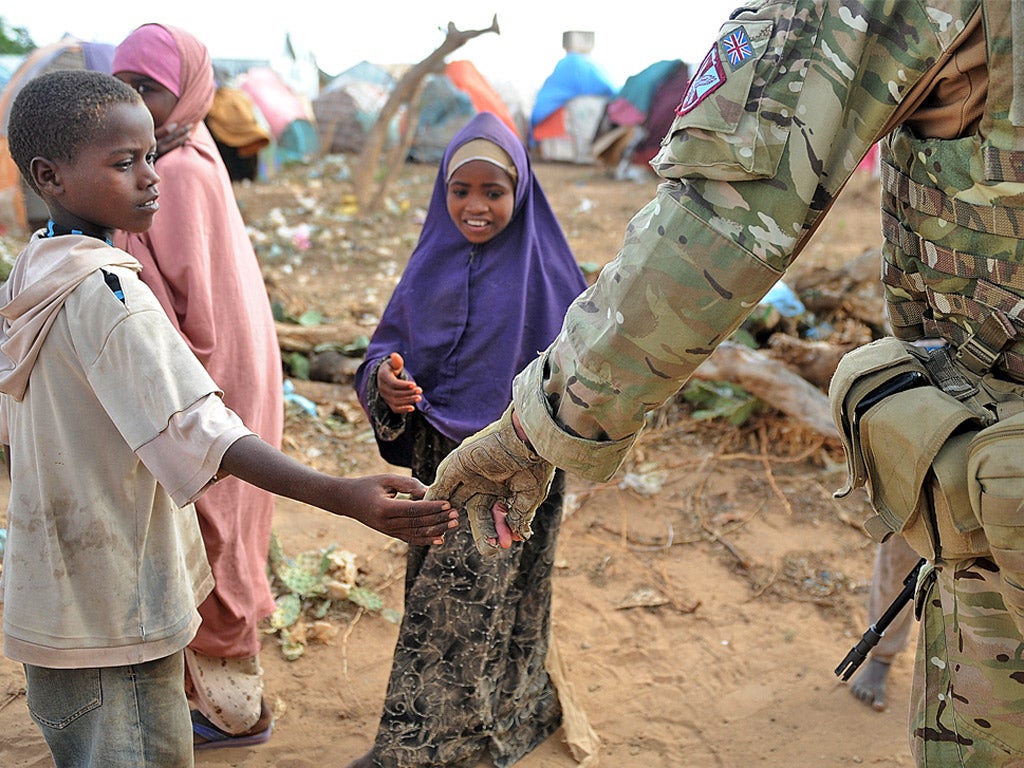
[513,0,986,482]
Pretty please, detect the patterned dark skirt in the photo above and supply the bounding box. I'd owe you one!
[371,414,564,768]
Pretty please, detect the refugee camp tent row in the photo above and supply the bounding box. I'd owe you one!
[313,59,524,164]
[0,26,659,234]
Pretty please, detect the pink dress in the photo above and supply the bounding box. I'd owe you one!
[114,25,283,659]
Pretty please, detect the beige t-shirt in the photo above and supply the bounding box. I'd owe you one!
[0,241,251,668]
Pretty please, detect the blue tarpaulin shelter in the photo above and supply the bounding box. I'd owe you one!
[529,52,616,162]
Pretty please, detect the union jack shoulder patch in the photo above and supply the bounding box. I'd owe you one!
[722,27,754,68]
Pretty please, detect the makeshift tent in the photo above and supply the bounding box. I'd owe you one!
[529,52,616,164]
[490,79,530,140]
[631,60,691,165]
[313,61,397,155]
[409,60,519,164]
[237,66,319,166]
[593,59,691,175]
[408,72,475,164]
[0,37,115,234]
[445,60,518,136]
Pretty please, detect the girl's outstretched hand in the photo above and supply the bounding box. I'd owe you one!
[341,474,458,546]
[378,352,422,414]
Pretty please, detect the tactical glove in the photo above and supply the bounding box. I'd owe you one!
[426,405,555,555]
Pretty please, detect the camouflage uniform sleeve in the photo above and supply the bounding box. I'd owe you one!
[513,0,982,482]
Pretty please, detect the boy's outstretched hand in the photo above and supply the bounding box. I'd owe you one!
[218,435,457,547]
[338,474,458,546]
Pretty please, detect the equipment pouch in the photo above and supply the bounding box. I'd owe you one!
[929,430,988,560]
[857,386,981,558]
[829,337,933,498]
[967,411,1024,565]
[830,337,984,558]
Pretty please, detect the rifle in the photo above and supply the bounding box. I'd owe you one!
[834,557,925,681]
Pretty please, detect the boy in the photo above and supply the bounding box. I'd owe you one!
[0,69,456,768]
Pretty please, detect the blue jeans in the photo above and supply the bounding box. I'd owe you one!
[24,651,193,767]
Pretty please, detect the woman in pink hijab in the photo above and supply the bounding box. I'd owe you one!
[112,23,283,749]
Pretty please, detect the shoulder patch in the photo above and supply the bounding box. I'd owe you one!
[722,28,754,68]
[676,43,726,116]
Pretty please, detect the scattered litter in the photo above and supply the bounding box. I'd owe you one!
[573,197,595,214]
[619,471,665,497]
[266,532,399,660]
[283,379,318,417]
[761,280,806,317]
[617,587,670,610]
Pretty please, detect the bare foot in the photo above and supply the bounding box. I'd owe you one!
[849,658,892,712]
[344,750,376,768]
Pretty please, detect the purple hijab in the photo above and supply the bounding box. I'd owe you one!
[355,111,587,465]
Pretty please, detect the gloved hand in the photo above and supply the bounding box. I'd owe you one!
[426,405,555,555]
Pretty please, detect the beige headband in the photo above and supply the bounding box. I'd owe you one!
[446,139,518,186]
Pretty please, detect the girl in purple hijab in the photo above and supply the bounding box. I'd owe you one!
[351,111,587,768]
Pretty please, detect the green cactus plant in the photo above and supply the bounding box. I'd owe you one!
[265,531,398,659]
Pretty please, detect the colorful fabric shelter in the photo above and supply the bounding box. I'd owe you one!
[410,60,520,164]
[237,66,319,164]
[529,52,616,163]
[0,37,115,234]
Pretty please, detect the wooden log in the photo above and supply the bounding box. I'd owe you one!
[274,321,365,353]
[694,340,839,440]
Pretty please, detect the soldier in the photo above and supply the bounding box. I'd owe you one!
[428,2,1024,765]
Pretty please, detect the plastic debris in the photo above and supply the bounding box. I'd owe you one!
[282,379,318,417]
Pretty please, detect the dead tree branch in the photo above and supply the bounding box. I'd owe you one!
[353,16,501,212]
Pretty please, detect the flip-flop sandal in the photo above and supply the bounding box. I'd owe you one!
[192,701,273,750]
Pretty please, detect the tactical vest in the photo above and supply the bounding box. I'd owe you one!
[881,0,1024,381]
[831,2,1024,563]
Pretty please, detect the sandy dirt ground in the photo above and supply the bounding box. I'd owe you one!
[0,159,918,767]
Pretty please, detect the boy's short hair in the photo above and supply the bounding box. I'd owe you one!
[8,69,143,193]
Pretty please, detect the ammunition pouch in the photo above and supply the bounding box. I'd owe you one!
[830,337,995,560]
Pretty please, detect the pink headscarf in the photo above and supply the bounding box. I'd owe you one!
[111,21,231,359]
[112,23,215,127]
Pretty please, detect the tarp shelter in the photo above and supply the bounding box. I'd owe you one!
[409,60,519,164]
[313,60,397,155]
[237,66,319,166]
[593,59,691,174]
[408,71,475,164]
[530,52,616,164]
[631,60,690,165]
[0,37,115,234]
[445,60,518,136]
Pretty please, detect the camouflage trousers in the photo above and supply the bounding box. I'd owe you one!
[911,558,1024,767]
